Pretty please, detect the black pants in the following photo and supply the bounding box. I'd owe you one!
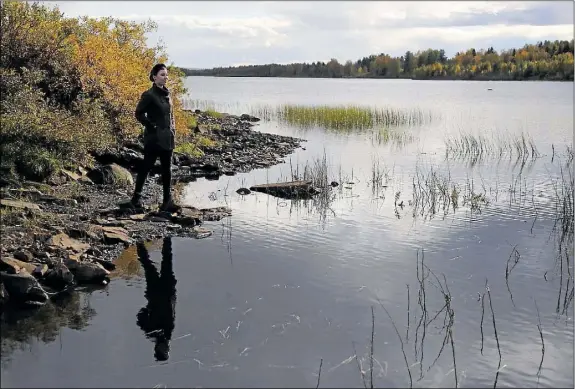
[133,144,173,203]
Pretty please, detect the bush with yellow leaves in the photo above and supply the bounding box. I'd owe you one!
[0,1,192,181]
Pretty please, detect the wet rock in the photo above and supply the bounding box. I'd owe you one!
[87,163,134,187]
[0,199,41,211]
[47,232,90,254]
[13,249,34,262]
[0,257,38,274]
[249,180,320,199]
[240,113,260,122]
[200,206,232,221]
[43,263,76,290]
[92,258,116,271]
[236,188,251,195]
[170,215,201,227]
[1,271,49,306]
[64,259,110,284]
[0,281,8,306]
[192,226,212,239]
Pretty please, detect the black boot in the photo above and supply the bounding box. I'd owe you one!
[160,195,181,213]
[119,194,144,210]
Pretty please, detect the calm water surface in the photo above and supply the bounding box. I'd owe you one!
[1,78,573,388]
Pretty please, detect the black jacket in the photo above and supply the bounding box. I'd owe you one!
[135,84,176,150]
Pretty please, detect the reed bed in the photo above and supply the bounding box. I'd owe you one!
[444,131,540,161]
[251,104,434,131]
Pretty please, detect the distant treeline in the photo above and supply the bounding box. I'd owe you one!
[182,40,574,81]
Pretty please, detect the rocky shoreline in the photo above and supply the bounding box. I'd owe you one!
[0,110,305,309]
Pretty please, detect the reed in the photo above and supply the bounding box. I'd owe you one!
[251,104,433,131]
[445,131,540,161]
[410,165,489,220]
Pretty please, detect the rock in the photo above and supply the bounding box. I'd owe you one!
[249,180,320,199]
[13,249,34,262]
[43,263,76,290]
[192,226,212,239]
[0,199,41,211]
[147,215,171,223]
[200,206,232,221]
[64,260,110,284]
[166,224,182,230]
[102,226,131,245]
[0,257,38,274]
[78,176,94,185]
[240,114,260,122]
[129,214,147,221]
[92,258,116,271]
[1,271,49,306]
[0,281,8,306]
[330,181,339,187]
[61,169,81,181]
[77,166,89,176]
[32,264,49,278]
[47,233,90,254]
[86,246,103,256]
[170,215,201,227]
[87,163,134,187]
[38,195,78,206]
[236,188,251,195]
[66,226,100,241]
[72,194,90,203]
[68,253,82,262]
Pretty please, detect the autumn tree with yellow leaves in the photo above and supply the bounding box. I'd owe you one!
[0,1,192,181]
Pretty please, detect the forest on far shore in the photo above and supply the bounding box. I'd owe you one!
[182,40,574,81]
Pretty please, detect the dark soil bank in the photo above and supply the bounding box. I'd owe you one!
[0,110,305,310]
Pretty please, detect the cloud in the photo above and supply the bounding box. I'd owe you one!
[45,1,574,68]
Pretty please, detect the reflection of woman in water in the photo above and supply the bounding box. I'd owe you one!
[136,237,177,362]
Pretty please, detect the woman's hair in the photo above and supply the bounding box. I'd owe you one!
[149,63,167,82]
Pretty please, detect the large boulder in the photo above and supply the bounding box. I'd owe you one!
[87,163,134,187]
[1,271,49,306]
[0,257,38,274]
[43,263,76,290]
[64,259,110,284]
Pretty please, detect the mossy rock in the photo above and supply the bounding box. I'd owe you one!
[87,163,134,187]
[14,149,62,183]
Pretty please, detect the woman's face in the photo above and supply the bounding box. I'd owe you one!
[153,68,168,87]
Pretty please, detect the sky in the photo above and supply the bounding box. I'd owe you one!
[44,1,574,69]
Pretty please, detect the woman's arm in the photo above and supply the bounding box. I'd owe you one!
[135,91,155,129]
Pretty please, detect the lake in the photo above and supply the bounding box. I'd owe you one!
[1,77,573,388]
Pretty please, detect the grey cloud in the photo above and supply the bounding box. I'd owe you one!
[46,1,574,68]
[416,1,574,28]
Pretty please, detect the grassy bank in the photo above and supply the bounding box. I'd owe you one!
[0,2,198,183]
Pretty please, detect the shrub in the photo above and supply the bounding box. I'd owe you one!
[0,1,193,181]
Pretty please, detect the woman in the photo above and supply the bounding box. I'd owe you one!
[127,63,180,212]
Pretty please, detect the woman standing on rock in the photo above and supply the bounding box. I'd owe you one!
[125,63,181,212]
